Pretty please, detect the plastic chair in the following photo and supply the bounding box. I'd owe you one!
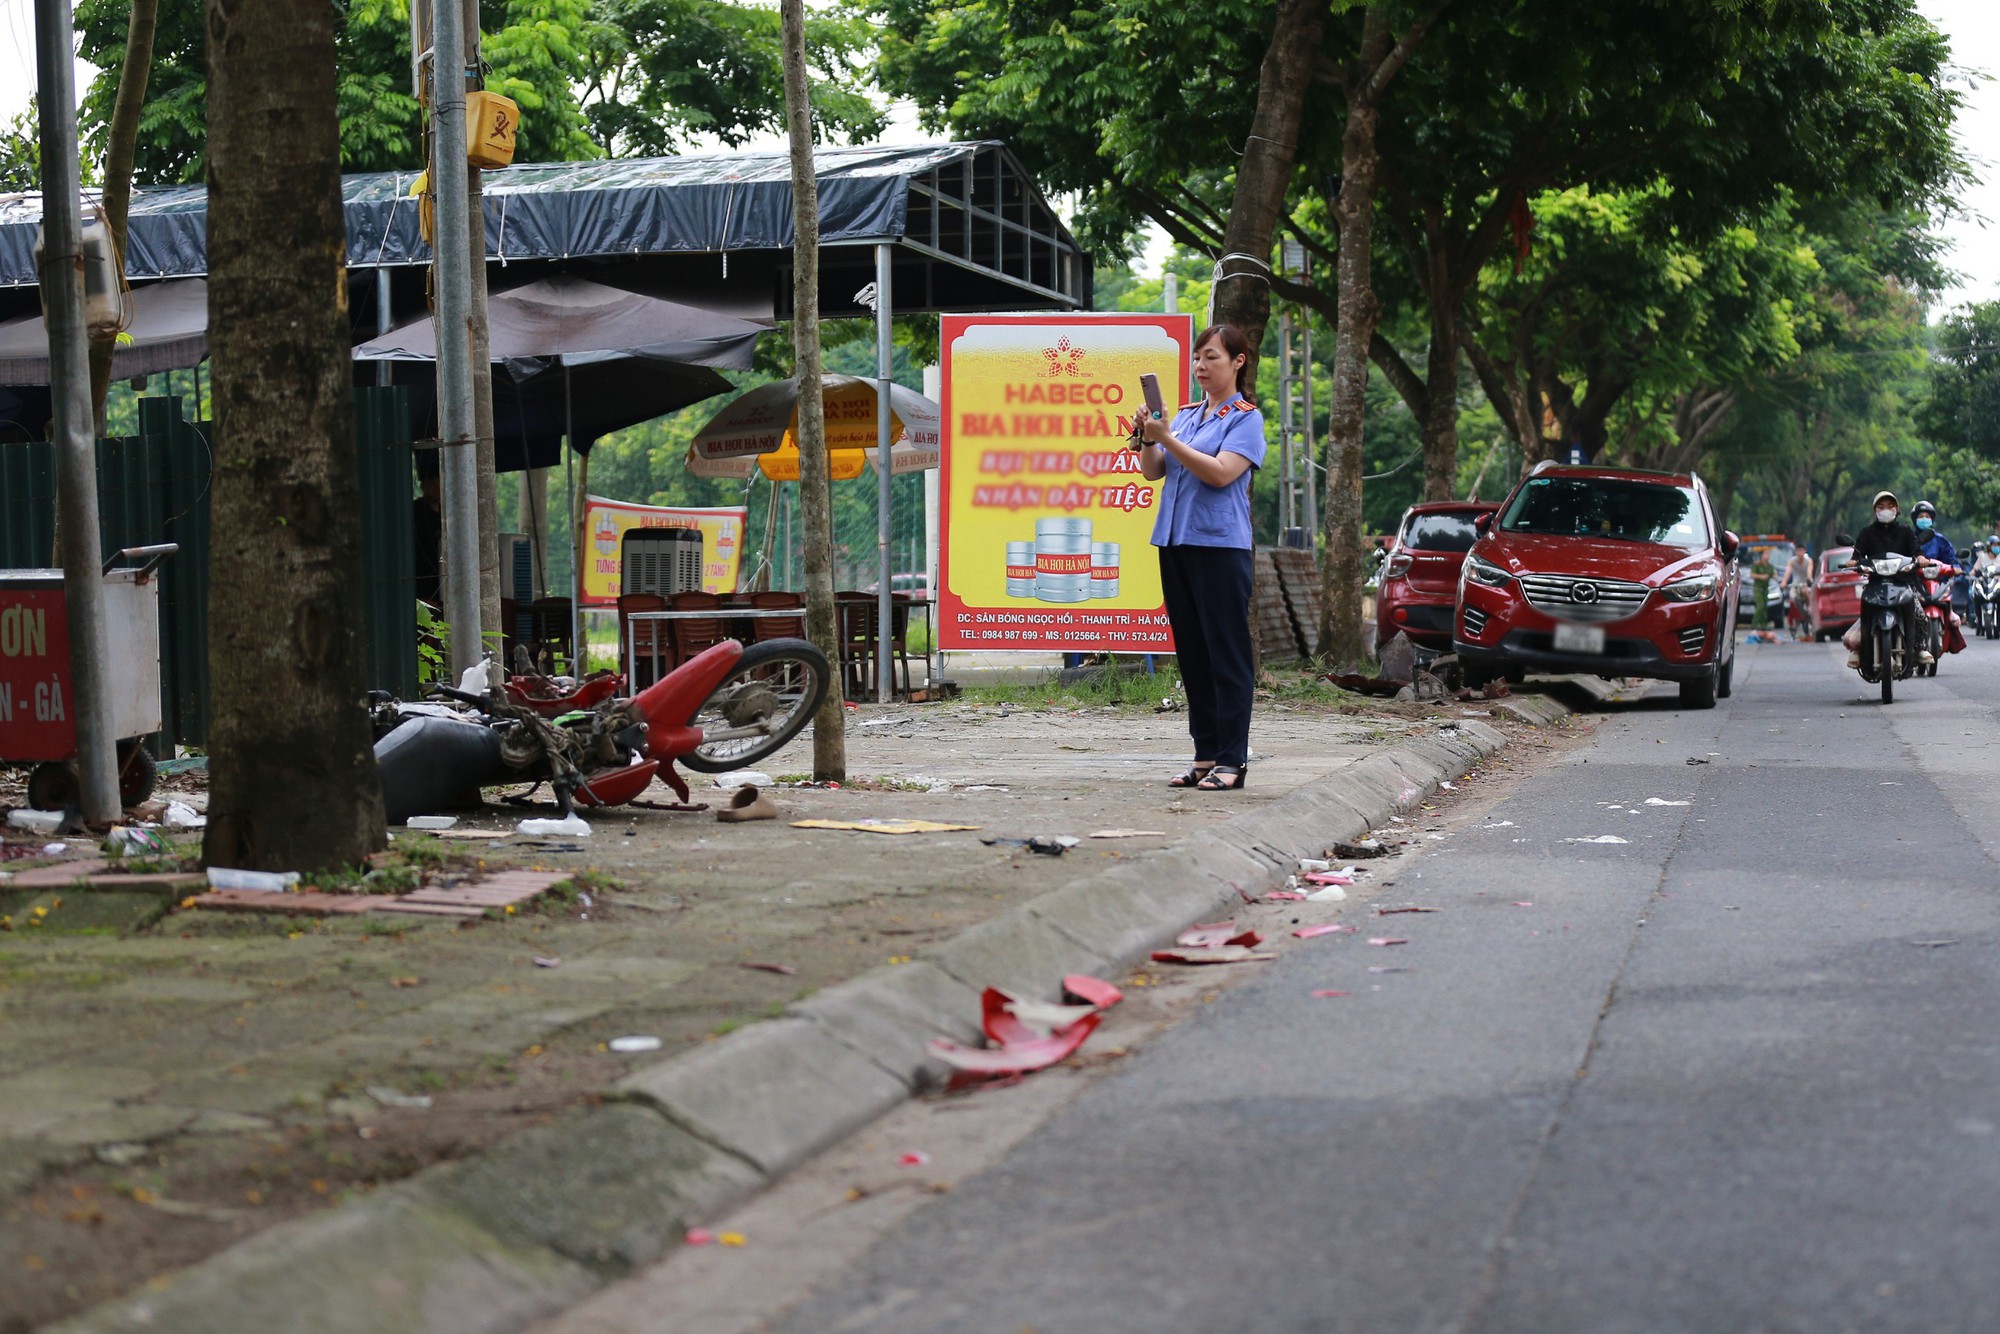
[617,593,668,688]
[749,590,807,642]
[526,597,573,675]
[668,590,728,664]
[834,592,879,698]
[888,592,917,695]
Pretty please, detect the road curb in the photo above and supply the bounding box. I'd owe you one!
[57,704,1567,1333]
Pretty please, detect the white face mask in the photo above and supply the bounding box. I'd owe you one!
[1876,508,1898,525]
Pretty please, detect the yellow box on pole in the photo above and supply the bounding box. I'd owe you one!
[466,91,519,168]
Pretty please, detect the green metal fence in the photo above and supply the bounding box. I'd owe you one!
[0,387,417,751]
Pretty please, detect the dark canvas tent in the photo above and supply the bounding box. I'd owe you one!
[0,142,1090,329]
[354,274,768,470]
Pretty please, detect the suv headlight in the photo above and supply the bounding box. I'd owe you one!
[1463,555,1512,588]
[1660,574,1718,603]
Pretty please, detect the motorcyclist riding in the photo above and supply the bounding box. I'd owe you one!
[1913,500,1955,567]
[1912,500,1965,657]
[1976,537,2000,576]
[1844,491,1937,668]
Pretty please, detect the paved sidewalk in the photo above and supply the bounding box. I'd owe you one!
[0,680,1570,1330]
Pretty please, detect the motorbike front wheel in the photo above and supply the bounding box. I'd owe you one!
[1878,627,1895,704]
[680,638,833,773]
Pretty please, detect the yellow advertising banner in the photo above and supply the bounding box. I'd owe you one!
[939,314,1193,651]
[578,496,747,606]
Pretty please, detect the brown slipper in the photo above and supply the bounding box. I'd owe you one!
[716,784,779,823]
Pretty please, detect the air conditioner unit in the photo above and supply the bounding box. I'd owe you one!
[621,527,705,598]
[501,533,535,603]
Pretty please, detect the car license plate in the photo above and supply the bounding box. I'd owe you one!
[1553,623,1606,654]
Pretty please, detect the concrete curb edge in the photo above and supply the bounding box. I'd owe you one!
[59,702,1571,1333]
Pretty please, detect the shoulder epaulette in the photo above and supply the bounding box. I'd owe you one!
[1180,399,1203,411]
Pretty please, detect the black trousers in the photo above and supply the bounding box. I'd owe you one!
[1158,543,1255,768]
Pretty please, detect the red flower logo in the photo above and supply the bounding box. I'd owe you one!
[1041,337,1086,378]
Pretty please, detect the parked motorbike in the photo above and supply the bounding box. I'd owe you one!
[1853,552,1927,703]
[1973,566,2000,638]
[372,638,831,823]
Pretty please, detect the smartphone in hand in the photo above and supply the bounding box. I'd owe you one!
[1139,372,1165,420]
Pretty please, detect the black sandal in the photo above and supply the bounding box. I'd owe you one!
[1169,763,1215,788]
[1196,764,1247,791]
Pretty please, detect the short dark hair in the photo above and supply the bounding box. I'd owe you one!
[1194,323,1254,403]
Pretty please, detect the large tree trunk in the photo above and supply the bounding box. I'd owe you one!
[1315,11,1394,667]
[202,0,384,870]
[1419,285,1459,500]
[86,0,158,433]
[1207,0,1326,384]
[782,0,844,781]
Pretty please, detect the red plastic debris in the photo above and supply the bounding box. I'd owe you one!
[1311,989,1350,998]
[1061,974,1123,1010]
[1263,890,1308,902]
[685,1227,714,1246]
[979,988,1044,1047]
[993,990,1099,1035]
[1293,924,1355,939]
[1512,901,1534,907]
[927,1012,1102,1089]
[898,1151,931,1167]
[1367,937,1410,947]
[1149,945,1276,965]
[1303,872,1355,886]
[1176,920,1239,949]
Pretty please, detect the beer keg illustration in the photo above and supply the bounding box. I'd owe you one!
[1090,541,1120,599]
[1005,541,1036,598]
[1033,517,1094,602]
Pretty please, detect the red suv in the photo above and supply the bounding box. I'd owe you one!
[1454,464,1740,707]
[1377,501,1500,652]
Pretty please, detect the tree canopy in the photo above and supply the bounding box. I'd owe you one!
[74,0,888,183]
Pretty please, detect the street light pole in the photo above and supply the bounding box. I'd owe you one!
[34,0,121,824]
[428,0,482,679]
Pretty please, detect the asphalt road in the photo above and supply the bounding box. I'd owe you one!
[770,635,2000,1334]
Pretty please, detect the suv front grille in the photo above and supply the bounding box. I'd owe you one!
[1678,626,1707,655]
[1519,573,1650,623]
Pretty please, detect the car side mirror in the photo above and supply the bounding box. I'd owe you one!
[1473,513,1492,534]
[1719,531,1739,559]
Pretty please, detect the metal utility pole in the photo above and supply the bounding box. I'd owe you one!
[34,0,120,824]
[1278,309,1297,534]
[428,0,482,677]
[464,0,501,683]
[873,243,894,703]
[1302,303,1317,541]
[1278,240,1315,548]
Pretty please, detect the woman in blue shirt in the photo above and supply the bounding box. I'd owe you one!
[1138,323,1268,791]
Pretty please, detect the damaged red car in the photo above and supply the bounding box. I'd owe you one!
[1453,463,1741,708]
[1376,501,1500,653]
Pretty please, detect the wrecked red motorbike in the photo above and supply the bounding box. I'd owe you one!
[372,638,830,824]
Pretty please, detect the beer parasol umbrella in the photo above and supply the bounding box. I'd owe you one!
[687,374,940,478]
[686,375,941,624]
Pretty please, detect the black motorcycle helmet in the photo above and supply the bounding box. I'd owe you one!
[1913,500,1938,520]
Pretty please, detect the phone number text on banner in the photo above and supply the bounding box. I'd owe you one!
[939,313,1193,653]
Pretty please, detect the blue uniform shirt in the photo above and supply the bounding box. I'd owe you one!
[1150,396,1268,549]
